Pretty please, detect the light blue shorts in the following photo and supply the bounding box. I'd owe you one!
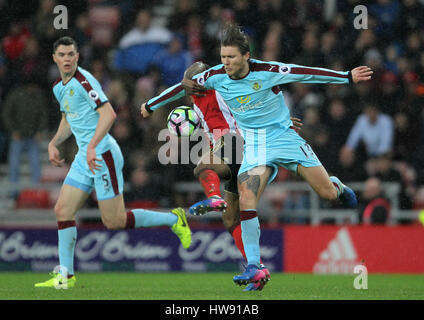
[64,142,124,200]
[238,127,322,184]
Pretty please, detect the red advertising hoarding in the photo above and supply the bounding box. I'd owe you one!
[284,226,424,274]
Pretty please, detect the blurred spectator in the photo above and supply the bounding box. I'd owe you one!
[152,33,193,87]
[185,14,204,60]
[299,107,321,143]
[32,0,61,56]
[396,0,424,40]
[369,0,400,42]
[2,21,30,62]
[113,9,172,75]
[90,59,111,92]
[340,102,394,165]
[1,79,48,195]
[12,37,49,89]
[168,0,198,33]
[232,0,261,38]
[375,71,401,116]
[324,99,353,153]
[124,166,162,205]
[294,30,325,66]
[393,111,420,162]
[358,177,390,225]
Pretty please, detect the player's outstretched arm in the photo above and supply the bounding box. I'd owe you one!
[48,113,72,167]
[350,66,373,83]
[141,82,188,117]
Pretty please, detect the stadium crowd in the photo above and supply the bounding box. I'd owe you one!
[0,0,424,224]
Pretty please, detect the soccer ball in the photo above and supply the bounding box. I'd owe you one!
[167,106,200,137]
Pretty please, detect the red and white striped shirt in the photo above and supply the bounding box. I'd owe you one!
[192,90,239,144]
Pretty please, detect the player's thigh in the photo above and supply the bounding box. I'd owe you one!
[98,193,126,229]
[194,150,230,179]
[297,164,335,198]
[54,184,90,221]
[222,190,240,229]
[237,166,272,210]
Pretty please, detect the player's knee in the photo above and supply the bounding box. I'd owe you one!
[54,202,72,221]
[238,191,256,210]
[222,214,238,230]
[102,215,126,230]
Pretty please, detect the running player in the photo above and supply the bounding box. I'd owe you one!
[141,24,373,290]
[34,36,191,289]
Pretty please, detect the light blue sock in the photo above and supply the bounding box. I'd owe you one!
[131,209,178,228]
[240,213,261,267]
[58,226,77,276]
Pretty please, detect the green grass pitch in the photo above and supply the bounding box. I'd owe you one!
[0,272,423,300]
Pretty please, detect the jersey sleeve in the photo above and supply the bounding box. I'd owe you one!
[78,72,108,110]
[145,83,186,113]
[271,63,350,85]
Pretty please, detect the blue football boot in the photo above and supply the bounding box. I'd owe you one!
[233,264,266,287]
[330,176,358,209]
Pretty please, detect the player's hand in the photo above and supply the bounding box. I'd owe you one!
[290,117,303,132]
[351,66,373,83]
[48,143,65,167]
[181,78,207,96]
[140,103,151,118]
[87,145,102,174]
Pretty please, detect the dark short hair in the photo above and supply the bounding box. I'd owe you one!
[184,61,210,79]
[220,24,250,55]
[53,36,78,53]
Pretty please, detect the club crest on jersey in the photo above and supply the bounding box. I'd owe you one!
[69,88,75,96]
[279,65,291,75]
[252,81,262,90]
[88,89,99,101]
[236,95,251,104]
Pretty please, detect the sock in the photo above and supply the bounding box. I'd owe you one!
[126,209,178,229]
[229,223,247,260]
[57,221,77,277]
[330,176,343,198]
[198,169,222,198]
[240,210,261,267]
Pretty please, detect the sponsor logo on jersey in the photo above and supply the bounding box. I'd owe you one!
[236,95,251,104]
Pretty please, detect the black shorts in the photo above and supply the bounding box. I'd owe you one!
[214,133,244,195]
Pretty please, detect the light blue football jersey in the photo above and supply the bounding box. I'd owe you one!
[52,67,113,155]
[145,59,350,133]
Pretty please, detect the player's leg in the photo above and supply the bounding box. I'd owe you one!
[189,142,230,216]
[96,145,191,248]
[297,164,358,208]
[233,166,272,288]
[97,194,191,249]
[222,190,246,259]
[35,183,90,288]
